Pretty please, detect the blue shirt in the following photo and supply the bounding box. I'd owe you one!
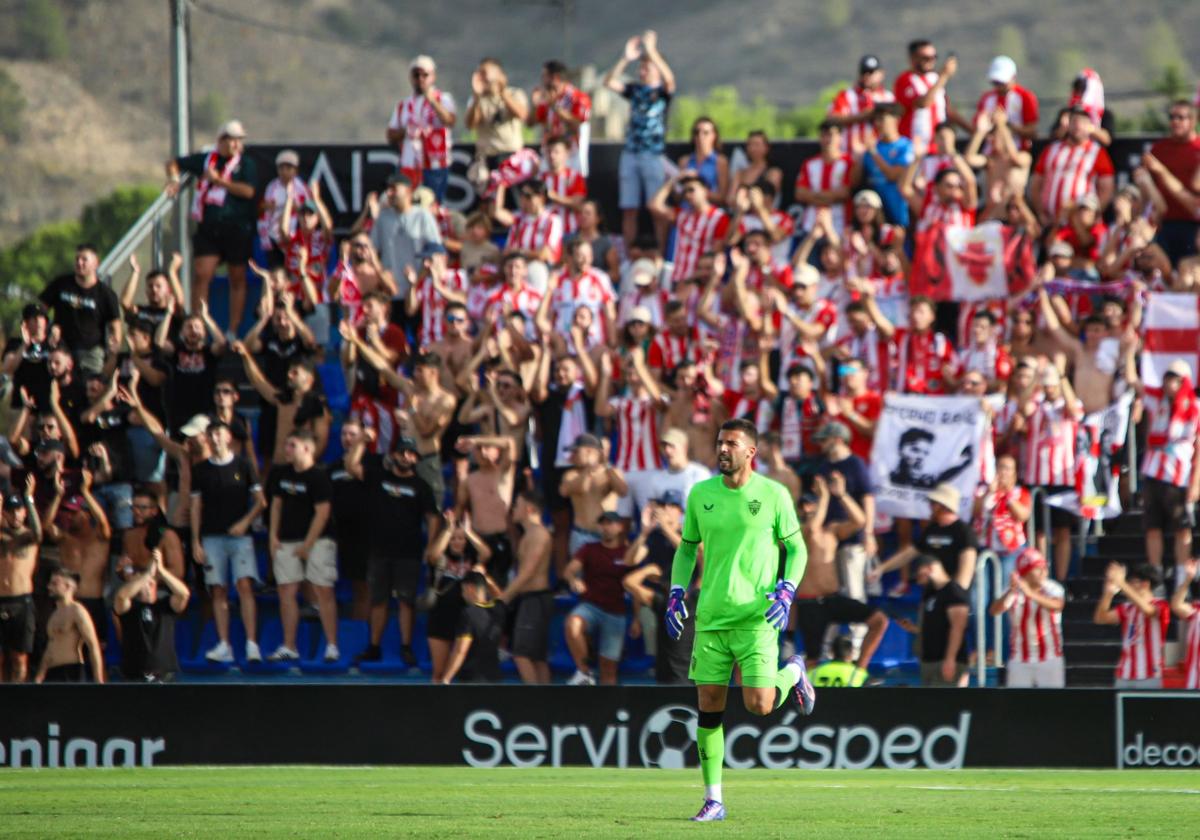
[622,84,671,155]
[862,137,914,227]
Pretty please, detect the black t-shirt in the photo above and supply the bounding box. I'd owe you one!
[39,275,121,352]
[362,458,438,553]
[55,376,88,434]
[268,463,333,541]
[329,458,370,543]
[815,454,874,546]
[258,324,309,388]
[280,388,328,430]
[81,406,134,483]
[919,581,970,664]
[205,411,254,455]
[535,385,597,470]
[917,519,979,582]
[650,581,695,685]
[117,349,170,420]
[167,344,218,429]
[176,152,259,229]
[641,529,676,571]
[118,598,179,680]
[192,454,258,535]
[456,600,506,682]
[126,305,184,345]
[4,338,51,409]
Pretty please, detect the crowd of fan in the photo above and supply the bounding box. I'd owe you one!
[1,32,1199,689]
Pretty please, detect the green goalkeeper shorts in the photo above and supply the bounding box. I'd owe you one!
[689,628,779,688]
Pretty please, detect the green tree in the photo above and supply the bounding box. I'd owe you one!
[193,91,229,136]
[994,25,1028,73]
[668,83,845,142]
[0,65,26,143]
[1142,19,1192,84]
[822,0,852,30]
[17,0,68,62]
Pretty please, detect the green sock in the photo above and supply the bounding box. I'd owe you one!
[773,663,801,709]
[697,725,724,790]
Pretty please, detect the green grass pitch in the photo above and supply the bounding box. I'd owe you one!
[0,766,1196,838]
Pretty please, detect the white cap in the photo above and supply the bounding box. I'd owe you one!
[989,56,1017,84]
[627,305,654,324]
[218,119,246,139]
[410,55,436,74]
[180,414,211,438]
[629,258,658,287]
[794,263,819,287]
[1166,359,1194,381]
[275,149,299,167]
[853,189,883,209]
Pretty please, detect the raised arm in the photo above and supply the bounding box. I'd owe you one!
[230,341,279,405]
[120,254,141,312]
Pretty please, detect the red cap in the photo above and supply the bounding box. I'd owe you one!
[1016,547,1046,576]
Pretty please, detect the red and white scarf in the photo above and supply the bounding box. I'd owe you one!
[191,151,241,222]
[1147,376,1199,451]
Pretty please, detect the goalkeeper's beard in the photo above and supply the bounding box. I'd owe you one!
[717,452,742,476]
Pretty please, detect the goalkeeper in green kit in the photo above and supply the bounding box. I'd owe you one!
[666,418,814,822]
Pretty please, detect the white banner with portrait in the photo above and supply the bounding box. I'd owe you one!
[870,394,989,520]
[1045,392,1133,520]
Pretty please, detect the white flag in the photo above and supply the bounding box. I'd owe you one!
[944,221,1010,302]
[1046,392,1133,520]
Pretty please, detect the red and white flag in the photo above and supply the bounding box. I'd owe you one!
[1141,293,1200,388]
[911,221,1032,302]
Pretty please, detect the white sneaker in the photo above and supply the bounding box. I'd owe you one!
[887,581,910,598]
[323,643,341,662]
[245,641,262,662]
[205,640,234,663]
[267,645,299,662]
[567,669,596,686]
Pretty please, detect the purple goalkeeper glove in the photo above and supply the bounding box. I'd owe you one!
[764,580,795,630]
[665,586,688,640]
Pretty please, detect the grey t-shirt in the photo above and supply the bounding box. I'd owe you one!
[370,205,441,297]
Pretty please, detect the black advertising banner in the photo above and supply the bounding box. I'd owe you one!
[1115,692,1200,769]
[243,138,1159,233]
[0,685,1121,769]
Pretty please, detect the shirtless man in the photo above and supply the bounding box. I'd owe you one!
[759,431,801,505]
[327,232,398,315]
[122,486,186,582]
[429,301,476,393]
[233,342,331,462]
[394,353,457,509]
[559,433,628,564]
[34,568,104,683]
[792,473,888,670]
[1007,306,1060,372]
[455,434,518,582]
[0,479,41,682]
[502,489,554,684]
[457,365,532,464]
[663,358,727,469]
[1038,287,1130,414]
[43,468,111,645]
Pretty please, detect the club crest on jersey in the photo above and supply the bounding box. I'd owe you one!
[748,500,761,516]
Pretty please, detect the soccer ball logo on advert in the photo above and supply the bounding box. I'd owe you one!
[639,705,697,769]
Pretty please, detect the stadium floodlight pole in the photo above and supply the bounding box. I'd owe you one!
[170,0,192,301]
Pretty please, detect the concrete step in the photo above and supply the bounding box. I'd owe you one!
[1064,640,1123,665]
[1066,664,1115,686]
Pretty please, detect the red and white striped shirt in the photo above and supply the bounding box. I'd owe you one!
[722,390,773,432]
[1008,579,1064,664]
[1184,608,1200,690]
[505,209,564,265]
[389,91,456,170]
[891,329,956,394]
[777,300,838,386]
[956,299,1008,347]
[794,153,854,234]
[738,211,796,266]
[1115,600,1170,682]
[772,393,825,461]
[647,328,704,374]
[916,196,975,234]
[544,167,587,235]
[974,84,1039,151]
[828,85,895,154]
[285,227,330,303]
[534,83,592,154]
[744,259,794,293]
[551,268,615,345]
[618,287,669,328]
[608,393,662,472]
[484,283,544,337]
[1023,396,1080,487]
[956,340,1014,384]
[1140,389,1200,488]
[835,328,890,394]
[1033,139,1115,221]
[894,69,947,146]
[415,268,469,345]
[670,206,730,284]
[979,485,1031,553]
[465,272,499,324]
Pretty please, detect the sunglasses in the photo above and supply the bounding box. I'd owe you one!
[215,388,236,395]
[1169,113,1190,121]
[445,314,465,323]
[412,70,430,77]
[132,502,159,511]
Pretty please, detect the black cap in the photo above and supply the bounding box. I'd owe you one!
[4,493,24,509]
[387,173,413,188]
[22,302,47,321]
[859,55,881,74]
[655,489,684,508]
[597,511,623,524]
[395,436,419,454]
[571,433,604,451]
[36,438,66,454]
[800,492,818,506]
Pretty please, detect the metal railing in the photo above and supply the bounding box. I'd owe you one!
[97,174,193,288]
[974,549,1005,687]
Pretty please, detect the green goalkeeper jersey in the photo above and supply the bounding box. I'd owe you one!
[671,472,803,631]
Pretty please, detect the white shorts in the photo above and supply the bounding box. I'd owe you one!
[1006,658,1065,688]
[273,538,338,587]
[1114,676,1163,690]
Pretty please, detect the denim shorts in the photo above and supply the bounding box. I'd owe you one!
[570,600,627,662]
[618,150,668,209]
[128,425,166,483]
[201,534,261,587]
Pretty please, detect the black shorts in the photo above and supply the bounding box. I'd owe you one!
[511,590,554,660]
[426,580,465,640]
[43,663,87,683]
[1034,485,1078,530]
[367,553,423,606]
[78,597,109,646]
[481,532,514,583]
[0,594,35,655]
[1143,478,1192,533]
[264,244,288,270]
[793,595,877,661]
[193,220,254,265]
[338,536,369,582]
